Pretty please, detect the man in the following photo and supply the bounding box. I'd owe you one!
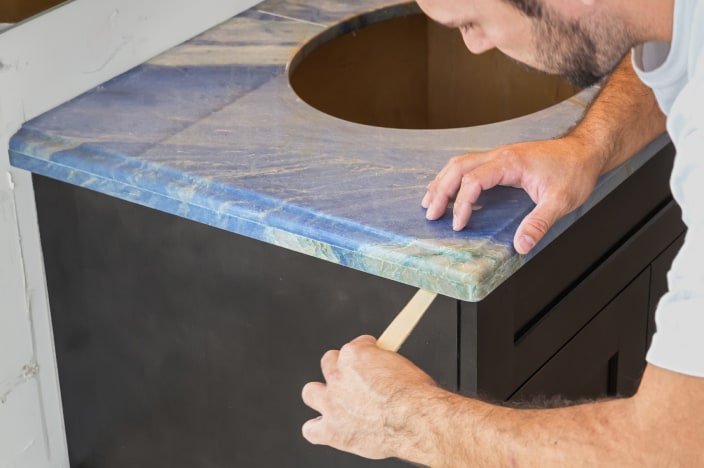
[302,0,704,465]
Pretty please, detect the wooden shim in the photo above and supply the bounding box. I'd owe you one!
[377,289,438,352]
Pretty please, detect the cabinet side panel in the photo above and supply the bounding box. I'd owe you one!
[34,175,457,468]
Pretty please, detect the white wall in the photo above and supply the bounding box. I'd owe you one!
[0,1,259,466]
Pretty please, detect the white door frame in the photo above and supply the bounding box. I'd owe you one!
[0,1,258,466]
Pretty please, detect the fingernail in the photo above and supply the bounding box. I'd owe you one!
[452,217,462,231]
[421,191,430,208]
[518,235,536,252]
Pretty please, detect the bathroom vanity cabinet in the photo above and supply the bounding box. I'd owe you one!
[29,141,683,468]
[9,0,685,466]
[461,148,684,402]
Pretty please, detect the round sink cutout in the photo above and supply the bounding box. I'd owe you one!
[289,5,582,129]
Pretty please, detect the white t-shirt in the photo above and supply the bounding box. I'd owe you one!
[632,0,704,377]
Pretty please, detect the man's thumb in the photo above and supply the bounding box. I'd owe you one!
[514,206,557,254]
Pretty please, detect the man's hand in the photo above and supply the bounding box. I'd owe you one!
[420,55,666,255]
[301,335,441,463]
[303,338,704,466]
[422,136,603,255]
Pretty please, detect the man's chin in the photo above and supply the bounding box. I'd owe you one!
[561,53,628,88]
[504,55,558,78]
[503,53,604,88]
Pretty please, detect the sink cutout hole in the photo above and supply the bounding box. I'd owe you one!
[289,5,582,129]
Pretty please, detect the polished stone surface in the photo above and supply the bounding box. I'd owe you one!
[9,0,667,301]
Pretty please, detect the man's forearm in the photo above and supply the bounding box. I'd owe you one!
[301,339,704,466]
[413,390,636,467]
[567,53,666,175]
[401,365,704,467]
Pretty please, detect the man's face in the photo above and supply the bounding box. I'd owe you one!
[416,0,635,87]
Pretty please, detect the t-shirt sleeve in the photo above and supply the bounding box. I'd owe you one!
[632,42,671,72]
[646,58,704,377]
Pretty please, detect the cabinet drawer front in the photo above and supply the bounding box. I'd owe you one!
[511,269,649,402]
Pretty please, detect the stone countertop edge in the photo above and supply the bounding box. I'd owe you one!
[8,0,670,302]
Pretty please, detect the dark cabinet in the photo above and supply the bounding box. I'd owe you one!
[32,142,685,467]
[457,145,685,404]
[34,174,457,468]
[512,269,649,401]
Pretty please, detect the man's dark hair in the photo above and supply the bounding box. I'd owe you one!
[504,0,543,18]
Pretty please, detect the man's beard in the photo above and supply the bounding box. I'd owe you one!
[532,9,634,87]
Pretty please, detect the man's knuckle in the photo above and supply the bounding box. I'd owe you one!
[446,156,466,175]
[303,424,323,445]
[448,155,464,166]
[321,349,335,363]
[497,146,523,164]
[460,173,479,187]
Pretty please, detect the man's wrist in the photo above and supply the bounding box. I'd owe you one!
[559,132,611,177]
[389,385,470,467]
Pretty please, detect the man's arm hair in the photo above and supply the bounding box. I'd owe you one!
[403,364,704,467]
[566,53,666,174]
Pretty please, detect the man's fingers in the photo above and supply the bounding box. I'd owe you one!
[347,334,377,346]
[451,163,509,231]
[424,191,452,221]
[320,349,339,378]
[302,381,327,412]
[341,335,377,355]
[423,153,490,220]
[423,158,464,219]
[421,189,433,209]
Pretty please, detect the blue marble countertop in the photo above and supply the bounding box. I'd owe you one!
[9,0,667,301]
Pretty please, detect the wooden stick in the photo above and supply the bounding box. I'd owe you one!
[377,289,438,352]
